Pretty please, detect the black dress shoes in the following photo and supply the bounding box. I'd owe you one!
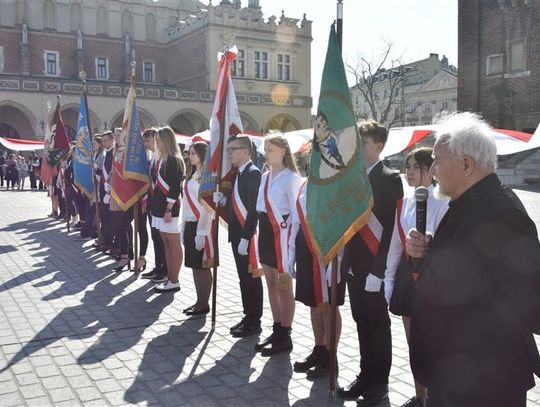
[231,323,261,338]
[185,307,210,316]
[229,318,246,333]
[293,345,324,373]
[356,384,388,406]
[337,375,368,400]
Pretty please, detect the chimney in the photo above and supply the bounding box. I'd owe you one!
[248,0,260,8]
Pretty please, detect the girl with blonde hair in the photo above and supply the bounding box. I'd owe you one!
[255,133,302,356]
[151,126,185,293]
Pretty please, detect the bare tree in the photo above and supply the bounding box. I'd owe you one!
[347,42,417,128]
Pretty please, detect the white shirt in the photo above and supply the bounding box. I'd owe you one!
[237,160,252,175]
[367,159,381,175]
[181,175,212,236]
[384,184,449,300]
[256,167,302,216]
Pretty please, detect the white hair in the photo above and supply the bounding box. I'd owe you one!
[434,112,497,172]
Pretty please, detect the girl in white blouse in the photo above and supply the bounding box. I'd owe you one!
[182,142,213,315]
[384,147,448,407]
[256,133,302,357]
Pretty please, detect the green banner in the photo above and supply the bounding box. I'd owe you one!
[306,24,373,263]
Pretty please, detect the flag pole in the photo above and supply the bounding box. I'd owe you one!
[58,94,71,233]
[328,1,343,398]
[81,70,102,245]
[130,51,139,274]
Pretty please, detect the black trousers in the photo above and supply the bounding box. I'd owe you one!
[427,385,527,407]
[148,214,166,272]
[347,271,392,388]
[116,210,133,255]
[100,203,114,246]
[231,235,263,325]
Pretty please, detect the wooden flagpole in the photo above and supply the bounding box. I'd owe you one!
[328,0,344,397]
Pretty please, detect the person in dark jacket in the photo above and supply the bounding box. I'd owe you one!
[338,120,403,406]
[406,112,540,407]
[223,135,264,338]
[151,126,185,293]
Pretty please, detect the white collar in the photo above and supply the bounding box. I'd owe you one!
[238,160,252,174]
[367,160,381,175]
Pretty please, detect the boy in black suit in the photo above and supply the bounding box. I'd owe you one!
[223,135,263,338]
[338,120,403,406]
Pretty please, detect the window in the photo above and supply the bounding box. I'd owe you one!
[442,101,448,110]
[44,51,60,76]
[254,50,268,79]
[0,47,4,73]
[509,39,526,72]
[231,49,245,77]
[71,4,81,30]
[97,7,107,34]
[95,57,108,80]
[122,10,132,35]
[424,104,431,112]
[44,0,55,29]
[277,53,291,81]
[146,13,156,41]
[486,54,503,76]
[143,62,155,82]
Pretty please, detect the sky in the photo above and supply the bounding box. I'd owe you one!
[255,0,458,109]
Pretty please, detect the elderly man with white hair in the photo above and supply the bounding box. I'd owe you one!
[406,112,540,407]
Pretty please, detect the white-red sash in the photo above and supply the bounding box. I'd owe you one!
[262,172,290,274]
[156,160,181,207]
[184,179,215,268]
[232,174,262,274]
[358,212,383,256]
[149,158,159,195]
[296,181,329,305]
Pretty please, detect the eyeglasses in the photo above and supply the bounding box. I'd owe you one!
[226,147,246,153]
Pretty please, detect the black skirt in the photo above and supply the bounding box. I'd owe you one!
[183,221,205,269]
[389,254,416,317]
[295,229,346,307]
[258,212,279,268]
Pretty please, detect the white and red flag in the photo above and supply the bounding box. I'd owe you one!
[199,46,243,201]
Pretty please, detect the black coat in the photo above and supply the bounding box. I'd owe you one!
[342,161,404,279]
[151,155,184,218]
[410,174,540,394]
[98,149,113,201]
[226,161,261,242]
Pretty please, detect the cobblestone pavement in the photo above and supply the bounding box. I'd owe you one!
[0,188,539,407]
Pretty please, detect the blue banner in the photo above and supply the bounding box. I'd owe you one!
[123,91,149,182]
[73,92,94,199]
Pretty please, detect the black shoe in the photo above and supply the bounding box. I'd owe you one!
[261,336,293,357]
[401,396,424,407]
[73,222,84,230]
[305,348,332,379]
[113,260,131,272]
[293,345,324,373]
[229,318,246,333]
[356,384,388,407]
[255,322,280,352]
[141,268,160,280]
[183,304,197,313]
[185,307,210,316]
[231,323,261,338]
[337,375,368,400]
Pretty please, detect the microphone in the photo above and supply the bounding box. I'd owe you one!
[415,186,429,234]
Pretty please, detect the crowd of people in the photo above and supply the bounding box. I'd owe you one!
[0,150,45,191]
[20,112,540,407]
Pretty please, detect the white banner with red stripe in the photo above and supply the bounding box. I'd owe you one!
[262,172,291,274]
[358,212,383,257]
[296,181,329,305]
[380,124,540,158]
[232,176,262,275]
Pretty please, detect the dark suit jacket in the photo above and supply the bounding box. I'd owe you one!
[342,161,404,279]
[227,161,261,242]
[151,156,184,218]
[410,173,540,394]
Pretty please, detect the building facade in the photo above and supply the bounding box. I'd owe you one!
[458,0,539,132]
[458,0,540,185]
[350,53,458,129]
[0,0,313,141]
